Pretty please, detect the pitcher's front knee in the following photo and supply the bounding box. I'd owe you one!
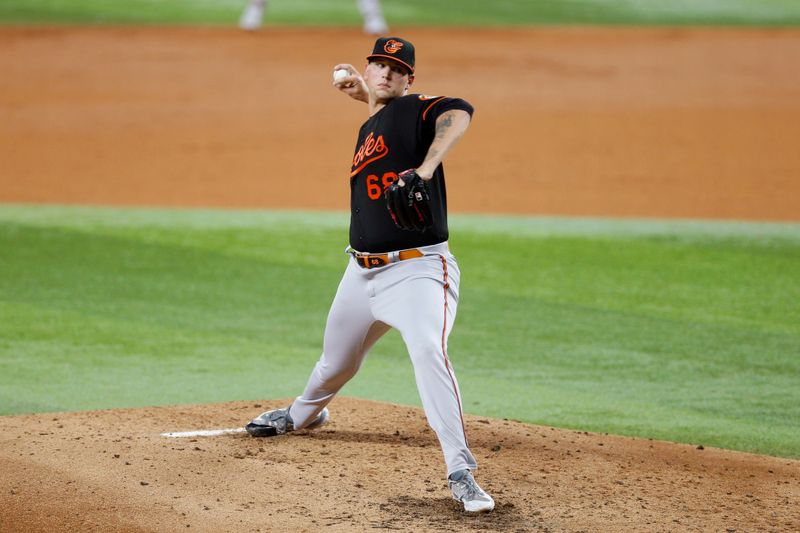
[405,339,447,367]
[313,357,361,391]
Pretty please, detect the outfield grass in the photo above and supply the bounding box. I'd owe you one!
[1,205,798,458]
[1,0,799,26]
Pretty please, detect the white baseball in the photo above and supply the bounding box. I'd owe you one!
[333,69,349,83]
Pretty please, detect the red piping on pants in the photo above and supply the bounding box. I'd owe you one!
[439,255,469,447]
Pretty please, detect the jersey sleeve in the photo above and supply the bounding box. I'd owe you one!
[421,97,474,122]
[415,95,474,141]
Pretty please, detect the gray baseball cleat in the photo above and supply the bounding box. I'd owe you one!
[245,406,329,437]
[448,469,495,512]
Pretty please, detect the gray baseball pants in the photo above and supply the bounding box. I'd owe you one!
[288,241,478,476]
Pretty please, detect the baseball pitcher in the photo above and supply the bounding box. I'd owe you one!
[245,36,494,513]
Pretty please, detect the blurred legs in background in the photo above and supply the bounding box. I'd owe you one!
[358,0,389,35]
[239,0,388,34]
[239,0,266,30]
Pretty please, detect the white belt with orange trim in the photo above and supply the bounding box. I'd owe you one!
[346,242,448,269]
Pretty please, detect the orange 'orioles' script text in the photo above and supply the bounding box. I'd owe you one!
[351,132,389,177]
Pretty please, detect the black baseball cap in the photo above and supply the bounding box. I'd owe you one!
[366,37,415,75]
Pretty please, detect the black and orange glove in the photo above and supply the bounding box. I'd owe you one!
[384,169,434,231]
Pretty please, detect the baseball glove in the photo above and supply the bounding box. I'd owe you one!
[385,169,434,231]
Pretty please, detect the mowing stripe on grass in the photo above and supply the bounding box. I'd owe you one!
[1,204,797,239]
[2,0,799,25]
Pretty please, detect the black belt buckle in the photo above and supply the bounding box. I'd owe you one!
[363,255,387,268]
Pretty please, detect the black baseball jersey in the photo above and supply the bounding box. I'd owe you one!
[348,94,474,253]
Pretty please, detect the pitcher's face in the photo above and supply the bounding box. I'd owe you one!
[364,60,413,101]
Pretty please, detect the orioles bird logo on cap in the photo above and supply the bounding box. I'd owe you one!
[384,40,404,54]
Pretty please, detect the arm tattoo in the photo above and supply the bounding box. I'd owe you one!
[434,113,454,141]
[418,110,469,177]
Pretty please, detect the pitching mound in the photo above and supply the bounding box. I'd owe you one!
[1,397,797,532]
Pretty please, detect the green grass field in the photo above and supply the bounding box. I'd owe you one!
[1,0,799,26]
[1,205,798,458]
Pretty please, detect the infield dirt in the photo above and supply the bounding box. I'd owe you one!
[1,27,799,532]
[1,27,799,219]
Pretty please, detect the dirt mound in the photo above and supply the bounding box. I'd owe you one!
[1,397,797,532]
